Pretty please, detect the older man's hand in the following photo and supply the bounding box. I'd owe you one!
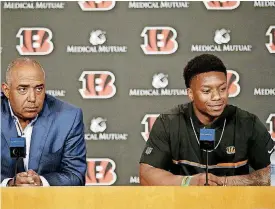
[8,170,42,186]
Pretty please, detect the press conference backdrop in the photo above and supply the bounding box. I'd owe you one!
[1,1,274,186]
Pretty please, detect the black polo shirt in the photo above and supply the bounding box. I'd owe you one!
[140,103,274,176]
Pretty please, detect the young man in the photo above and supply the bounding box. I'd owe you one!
[1,57,87,186]
[139,54,274,186]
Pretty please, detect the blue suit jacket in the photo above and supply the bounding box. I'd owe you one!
[1,94,87,186]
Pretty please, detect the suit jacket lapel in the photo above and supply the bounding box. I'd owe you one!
[1,99,18,148]
[1,98,25,173]
[28,98,53,171]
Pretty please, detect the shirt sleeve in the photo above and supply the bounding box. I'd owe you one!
[40,176,50,186]
[1,178,12,187]
[139,114,172,170]
[248,115,275,170]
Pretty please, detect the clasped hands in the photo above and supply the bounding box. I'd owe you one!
[8,169,42,187]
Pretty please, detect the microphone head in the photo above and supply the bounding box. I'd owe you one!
[10,137,26,158]
[199,128,215,150]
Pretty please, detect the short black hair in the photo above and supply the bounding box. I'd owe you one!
[183,54,227,88]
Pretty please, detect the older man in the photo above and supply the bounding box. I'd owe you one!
[1,57,87,186]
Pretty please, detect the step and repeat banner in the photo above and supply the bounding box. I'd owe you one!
[1,1,274,185]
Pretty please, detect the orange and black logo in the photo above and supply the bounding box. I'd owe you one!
[227,70,240,98]
[267,114,275,140]
[141,27,178,55]
[78,1,116,11]
[16,27,54,55]
[203,1,240,10]
[86,158,117,186]
[79,71,116,99]
[141,114,159,141]
[266,26,275,53]
[226,146,236,154]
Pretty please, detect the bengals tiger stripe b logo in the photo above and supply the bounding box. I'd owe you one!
[86,158,117,186]
[78,1,116,11]
[203,1,240,10]
[227,70,240,98]
[265,26,275,54]
[141,27,178,55]
[266,114,275,140]
[16,27,54,55]
[141,114,160,141]
[79,71,116,99]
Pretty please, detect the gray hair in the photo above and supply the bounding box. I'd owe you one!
[6,57,45,85]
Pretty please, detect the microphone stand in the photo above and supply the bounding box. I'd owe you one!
[13,156,20,186]
[204,150,209,186]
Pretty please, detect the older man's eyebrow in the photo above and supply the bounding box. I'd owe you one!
[17,84,44,88]
[35,84,44,88]
[17,84,30,87]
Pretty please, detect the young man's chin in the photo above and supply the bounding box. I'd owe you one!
[208,110,224,118]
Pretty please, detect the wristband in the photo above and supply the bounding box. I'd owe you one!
[181,176,192,186]
[223,176,228,186]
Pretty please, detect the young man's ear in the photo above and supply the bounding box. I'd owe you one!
[2,83,10,99]
[187,88,194,102]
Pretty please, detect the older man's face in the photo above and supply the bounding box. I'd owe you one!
[2,63,45,121]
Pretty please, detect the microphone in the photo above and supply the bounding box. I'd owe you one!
[10,137,26,186]
[199,128,215,186]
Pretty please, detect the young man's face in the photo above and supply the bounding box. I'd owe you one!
[188,71,228,118]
